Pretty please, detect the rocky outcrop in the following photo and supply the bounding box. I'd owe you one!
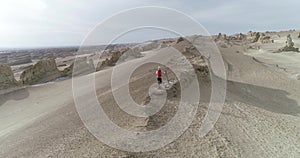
[96,50,124,71]
[0,65,18,89]
[172,37,209,77]
[96,44,148,71]
[189,55,209,77]
[229,33,246,41]
[20,58,62,85]
[247,31,274,44]
[248,31,261,43]
[63,57,95,76]
[118,47,143,62]
[275,34,299,53]
[298,33,300,38]
[215,33,232,48]
[216,33,229,41]
[215,33,247,41]
[260,35,273,43]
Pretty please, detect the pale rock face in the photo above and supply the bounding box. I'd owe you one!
[0,64,18,88]
[20,58,62,85]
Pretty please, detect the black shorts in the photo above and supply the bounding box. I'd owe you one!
[157,77,162,84]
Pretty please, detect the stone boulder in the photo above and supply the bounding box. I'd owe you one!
[20,58,62,85]
[0,64,19,89]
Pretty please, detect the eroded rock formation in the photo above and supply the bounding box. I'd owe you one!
[248,31,261,43]
[276,34,299,53]
[172,36,209,77]
[62,57,95,76]
[260,35,273,43]
[96,50,124,71]
[216,33,229,41]
[20,58,62,85]
[0,64,18,88]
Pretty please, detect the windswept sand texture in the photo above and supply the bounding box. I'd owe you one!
[0,31,300,157]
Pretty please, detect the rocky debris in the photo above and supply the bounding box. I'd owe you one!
[248,31,261,43]
[215,33,246,41]
[63,57,95,76]
[189,55,209,77]
[260,35,274,43]
[247,31,274,44]
[214,33,232,48]
[20,57,62,85]
[216,33,229,41]
[215,33,231,48]
[166,80,180,98]
[0,64,19,89]
[183,45,198,54]
[229,33,246,41]
[275,34,299,53]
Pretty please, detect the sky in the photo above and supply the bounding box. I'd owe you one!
[0,0,299,48]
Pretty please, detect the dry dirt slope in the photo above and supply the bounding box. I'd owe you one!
[0,46,300,157]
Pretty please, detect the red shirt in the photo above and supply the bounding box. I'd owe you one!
[157,69,162,77]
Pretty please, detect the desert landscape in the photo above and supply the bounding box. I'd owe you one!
[0,29,300,157]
